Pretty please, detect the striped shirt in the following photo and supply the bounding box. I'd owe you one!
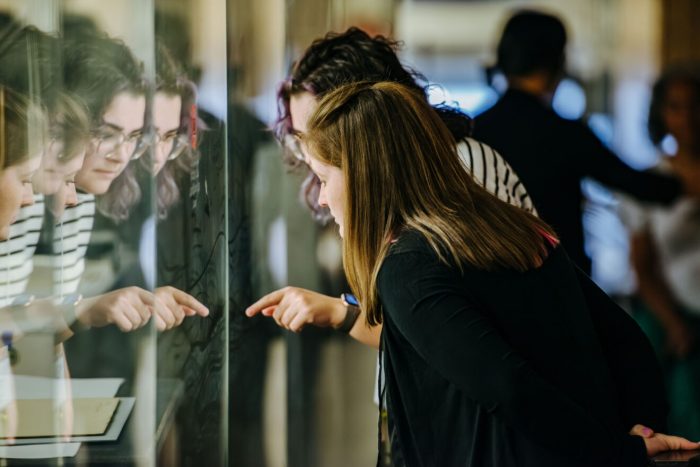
[458,137,535,214]
[52,193,95,296]
[0,193,96,307]
[0,195,45,307]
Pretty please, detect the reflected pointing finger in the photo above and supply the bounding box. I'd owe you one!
[172,290,209,316]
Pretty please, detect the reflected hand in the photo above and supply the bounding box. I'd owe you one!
[153,286,209,331]
[76,287,154,332]
[630,424,700,457]
[246,287,347,333]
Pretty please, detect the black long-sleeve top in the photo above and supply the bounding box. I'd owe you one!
[473,89,683,273]
[377,230,665,467]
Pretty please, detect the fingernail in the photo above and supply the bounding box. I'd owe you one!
[642,428,652,436]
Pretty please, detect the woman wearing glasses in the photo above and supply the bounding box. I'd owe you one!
[57,34,208,333]
[88,41,205,331]
[98,41,197,223]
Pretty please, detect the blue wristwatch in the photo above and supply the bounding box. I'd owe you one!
[339,293,360,333]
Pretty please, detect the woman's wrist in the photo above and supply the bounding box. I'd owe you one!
[337,293,360,333]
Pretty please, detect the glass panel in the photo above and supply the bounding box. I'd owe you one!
[154,1,229,465]
[1,0,230,464]
[1,2,85,464]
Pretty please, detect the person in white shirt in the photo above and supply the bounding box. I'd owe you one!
[621,63,700,441]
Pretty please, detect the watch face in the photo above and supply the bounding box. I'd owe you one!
[343,293,359,307]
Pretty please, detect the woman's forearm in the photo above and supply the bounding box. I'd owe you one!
[349,319,381,349]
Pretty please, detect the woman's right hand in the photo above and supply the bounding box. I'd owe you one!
[246,287,347,333]
[630,424,700,457]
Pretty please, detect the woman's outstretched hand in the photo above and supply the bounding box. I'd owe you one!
[630,424,700,457]
[246,287,347,333]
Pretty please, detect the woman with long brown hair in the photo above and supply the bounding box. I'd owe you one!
[299,81,698,467]
[247,27,533,349]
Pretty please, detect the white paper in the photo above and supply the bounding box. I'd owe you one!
[0,442,80,459]
[13,376,124,399]
[0,377,124,458]
[3,397,135,445]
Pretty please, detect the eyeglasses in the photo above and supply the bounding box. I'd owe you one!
[284,133,305,162]
[91,124,147,161]
[140,129,189,161]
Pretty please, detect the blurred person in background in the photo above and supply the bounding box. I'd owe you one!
[473,9,700,275]
[621,63,700,441]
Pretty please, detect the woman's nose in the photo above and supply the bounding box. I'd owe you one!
[317,184,328,208]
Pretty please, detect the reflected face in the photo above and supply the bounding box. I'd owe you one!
[34,139,86,218]
[0,156,41,240]
[662,80,700,150]
[307,154,346,237]
[76,92,146,194]
[152,92,182,175]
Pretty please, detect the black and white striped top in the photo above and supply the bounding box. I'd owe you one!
[0,193,96,306]
[458,137,535,214]
[0,195,45,307]
[52,193,95,296]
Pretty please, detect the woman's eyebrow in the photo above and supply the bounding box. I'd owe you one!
[99,121,124,132]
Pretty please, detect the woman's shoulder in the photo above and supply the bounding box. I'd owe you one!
[386,229,440,259]
[456,137,537,214]
[381,231,442,278]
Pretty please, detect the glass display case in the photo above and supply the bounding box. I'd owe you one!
[0,1,229,465]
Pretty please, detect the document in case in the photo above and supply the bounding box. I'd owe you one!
[0,398,120,439]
